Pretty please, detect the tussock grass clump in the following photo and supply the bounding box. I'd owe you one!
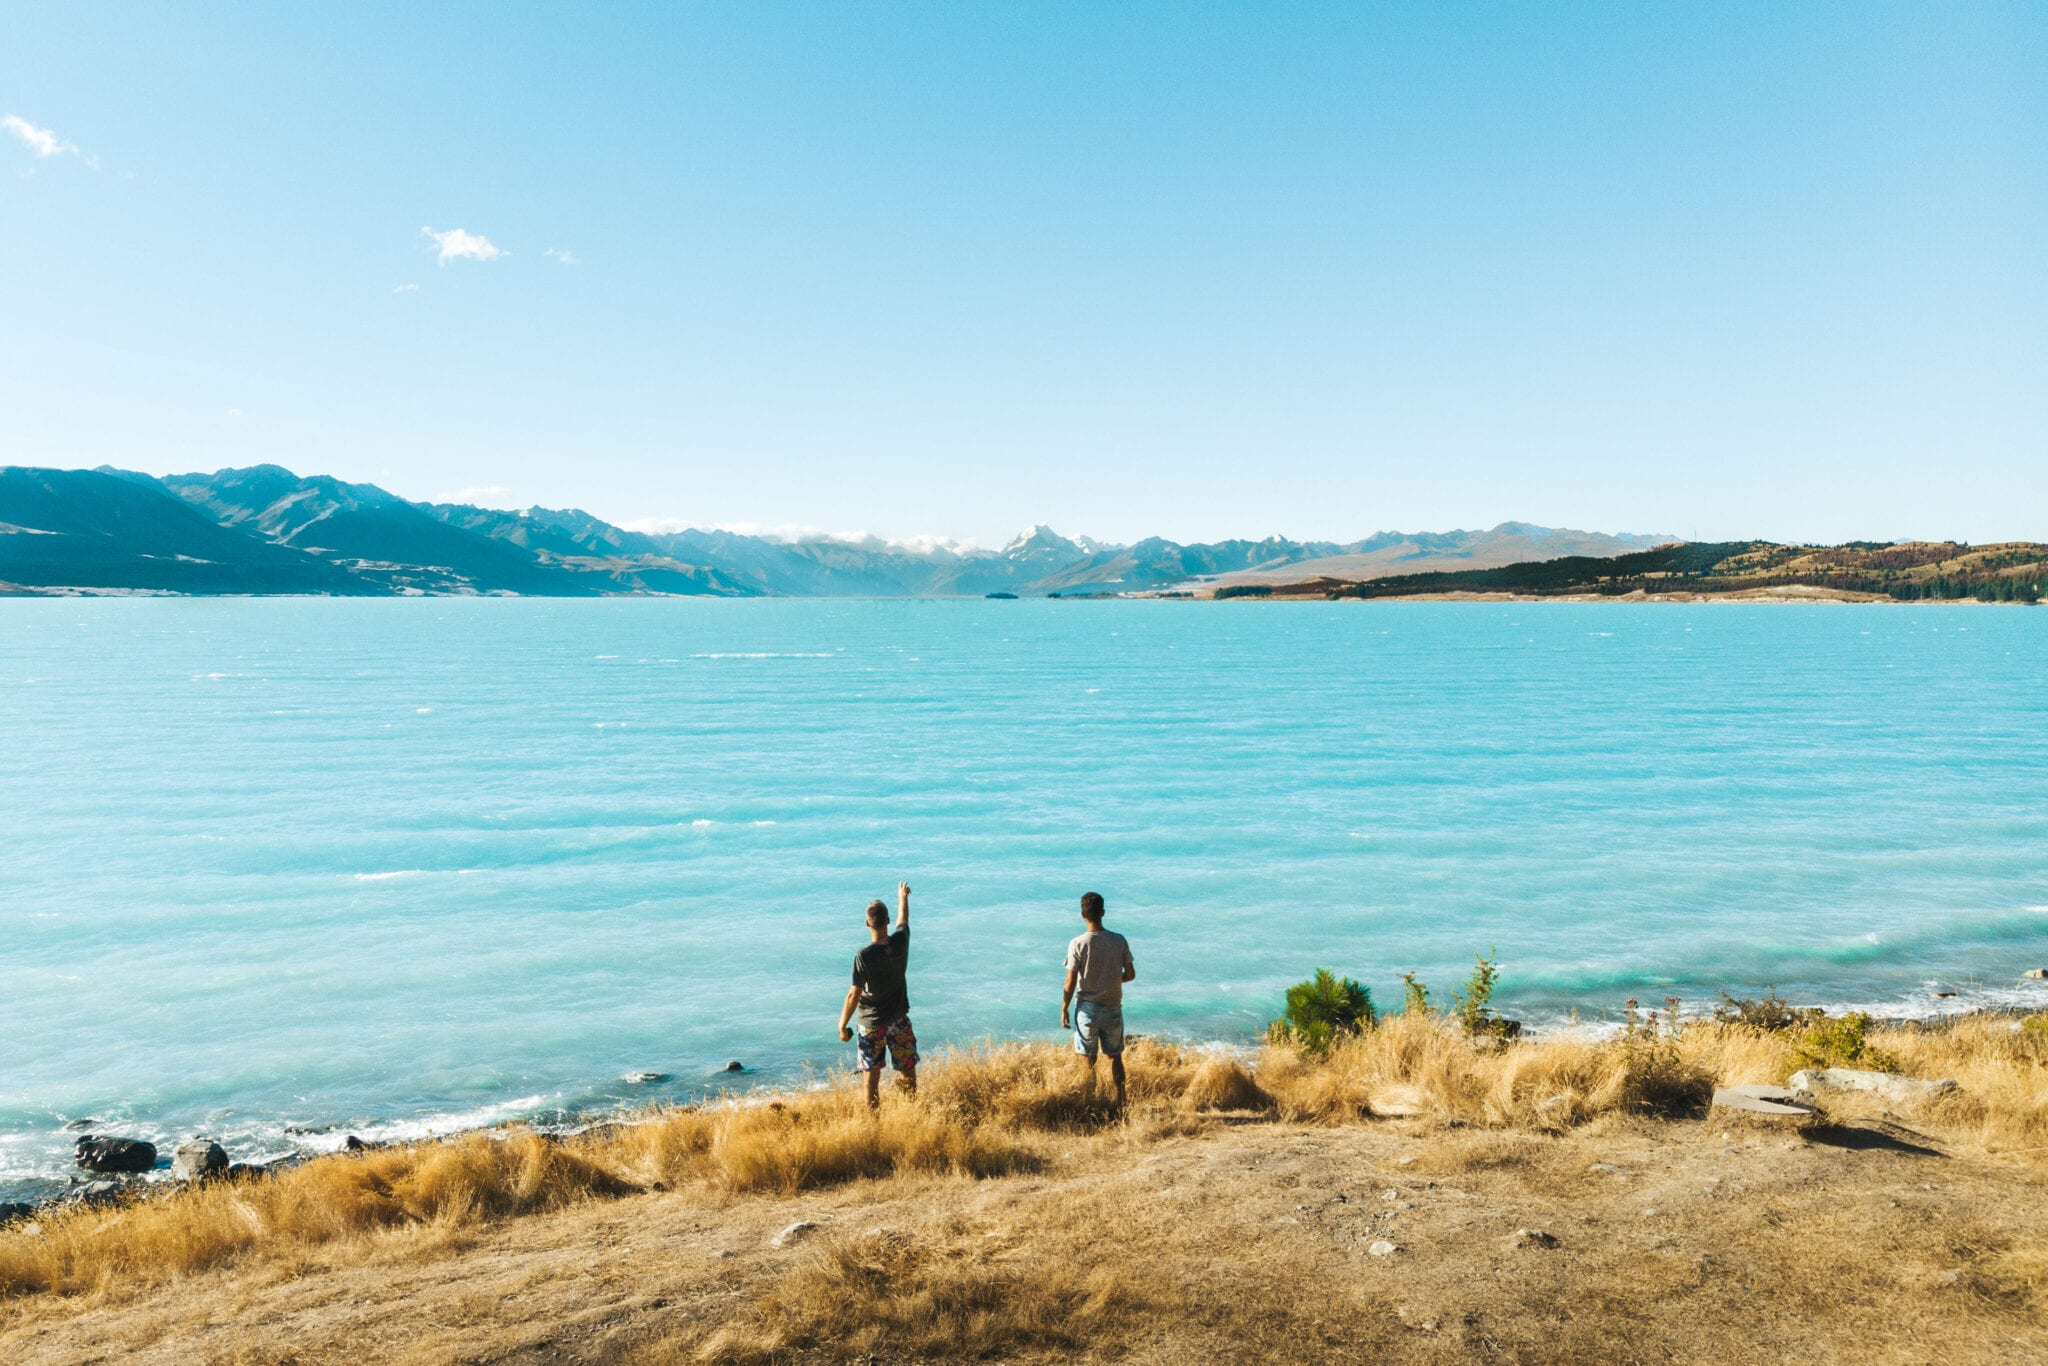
[671,1228,1152,1364]
[1252,1005,1717,1128]
[1877,1014,2048,1155]
[1180,1056,1273,1113]
[609,1087,1038,1196]
[914,1038,1203,1131]
[0,1131,631,1298]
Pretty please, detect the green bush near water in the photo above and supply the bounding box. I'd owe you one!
[1788,1011,1901,1073]
[1712,991,1902,1072]
[1268,970,1375,1054]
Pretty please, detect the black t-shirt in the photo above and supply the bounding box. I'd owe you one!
[852,928,911,1030]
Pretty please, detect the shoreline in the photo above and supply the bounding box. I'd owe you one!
[5,1012,2046,1362]
[9,979,2043,1215]
[5,587,2042,603]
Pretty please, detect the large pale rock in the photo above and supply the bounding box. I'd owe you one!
[1710,1085,1815,1118]
[171,1140,229,1181]
[74,1136,156,1173]
[771,1220,818,1248]
[1787,1068,1957,1104]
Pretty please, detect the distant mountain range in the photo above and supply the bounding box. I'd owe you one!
[1235,540,2048,604]
[0,464,1669,598]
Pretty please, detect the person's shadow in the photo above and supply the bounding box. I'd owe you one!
[1803,1119,1947,1158]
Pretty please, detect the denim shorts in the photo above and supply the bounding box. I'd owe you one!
[1072,999,1124,1058]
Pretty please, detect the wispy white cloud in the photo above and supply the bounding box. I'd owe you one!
[421,226,506,265]
[433,485,521,508]
[226,407,244,418]
[3,113,79,160]
[393,282,420,294]
[544,247,580,265]
[619,518,980,555]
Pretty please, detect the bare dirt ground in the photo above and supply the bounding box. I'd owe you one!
[6,1109,2044,1365]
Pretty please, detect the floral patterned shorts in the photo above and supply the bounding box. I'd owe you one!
[856,1017,919,1074]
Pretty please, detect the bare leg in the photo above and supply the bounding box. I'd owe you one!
[1110,1056,1127,1109]
[865,1067,882,1111]
[900,1067,918,1098]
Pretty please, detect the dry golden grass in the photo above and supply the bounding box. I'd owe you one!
[0,1131,635,1299]
[677,1223,1152,1365]
[4,1008,2045,1361]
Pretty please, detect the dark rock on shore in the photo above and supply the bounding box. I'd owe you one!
[344,1135,369,1151]
[724,1061,745,1073]
[61,1118,97,1132]
[75,1135,157,1173]
[622,1071,671,1085]
[0,1201,36,1225]
[65,1177,144,1207]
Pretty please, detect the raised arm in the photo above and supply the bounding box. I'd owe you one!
[896,881,911,930]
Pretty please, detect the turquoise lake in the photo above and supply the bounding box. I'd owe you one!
[3,598,2045,1198]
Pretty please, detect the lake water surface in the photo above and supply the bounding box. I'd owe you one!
[3,598,2045,1198]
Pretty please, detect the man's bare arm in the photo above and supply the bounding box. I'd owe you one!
[896,881,911,930]
[1061,967,1078,1027]
[839,984,860,1042]
[1121,960,1137,983]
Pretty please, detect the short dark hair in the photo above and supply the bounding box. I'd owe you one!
[1080,892,1105,923]
[865,899,889,929]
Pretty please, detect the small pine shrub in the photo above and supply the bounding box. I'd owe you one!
[1400,970,1432,1017]
[1789,1011,1900,1072]
[1269,970,1375,1056]
[1454,952,1520,1043]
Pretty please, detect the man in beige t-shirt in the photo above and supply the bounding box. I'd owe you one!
[1060,892,1136,1107]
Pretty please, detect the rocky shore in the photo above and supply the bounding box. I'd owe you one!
[6,994,2042,1232]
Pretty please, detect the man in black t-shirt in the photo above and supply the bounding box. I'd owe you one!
[838,880,917,1109]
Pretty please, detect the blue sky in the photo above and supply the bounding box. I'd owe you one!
[3,3,2041,545]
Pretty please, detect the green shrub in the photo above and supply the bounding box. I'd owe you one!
[1214,584,1273,600]
[1454,952,1520,1043]
[1788,1011,1900,1073]
[1711,989,1817,1032]
[1269,970,1375,1055]
[2015,1015,2048,1063]
[1399,970,1432,1017]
